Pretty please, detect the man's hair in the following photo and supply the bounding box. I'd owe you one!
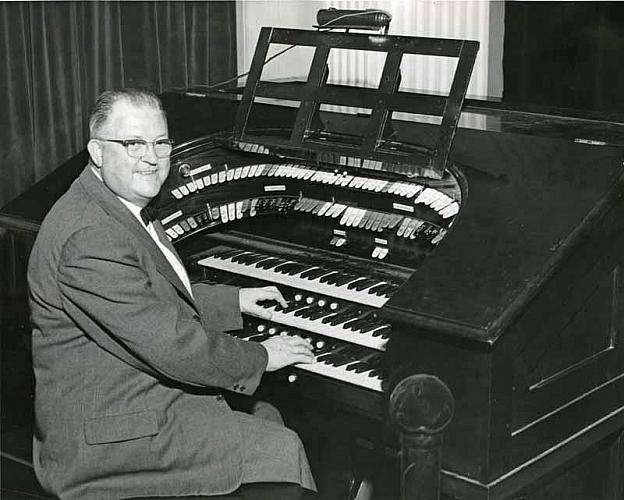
[88,88,165,138]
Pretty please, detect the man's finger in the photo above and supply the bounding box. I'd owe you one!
[249,306,272,320]
[286,336,313,348]
[263,286,288,308]
[290,353,316,364]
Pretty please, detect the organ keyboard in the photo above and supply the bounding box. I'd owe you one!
[236,325,386,392]
[198,248,401,308]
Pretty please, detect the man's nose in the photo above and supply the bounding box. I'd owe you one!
[141,143,158,164]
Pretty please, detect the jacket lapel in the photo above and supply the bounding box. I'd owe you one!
[78,166,197,308]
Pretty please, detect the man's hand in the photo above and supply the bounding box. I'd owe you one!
[239,286,288,320]
[261,334,315,372]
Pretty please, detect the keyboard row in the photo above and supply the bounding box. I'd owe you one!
[234,328,385,392]
[169,162,459,219]
[255,293,390,351]
[198,248,401,308]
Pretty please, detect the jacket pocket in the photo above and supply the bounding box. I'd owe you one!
[84,409,160,445]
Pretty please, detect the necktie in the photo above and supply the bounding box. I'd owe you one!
[140,206,155,227]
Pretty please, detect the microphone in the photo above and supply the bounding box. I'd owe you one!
[316,8,392,32]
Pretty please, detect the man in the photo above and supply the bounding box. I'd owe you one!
[27,88,316,499]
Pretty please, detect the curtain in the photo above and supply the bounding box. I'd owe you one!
[0,1,237,208]
[503,1,624,113]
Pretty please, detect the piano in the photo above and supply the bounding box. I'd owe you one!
[2,27,624,500]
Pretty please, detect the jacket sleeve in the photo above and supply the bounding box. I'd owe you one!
[191,283,243,333]
[57,225,267,394]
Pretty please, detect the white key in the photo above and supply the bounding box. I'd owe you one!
[317,202,333,216]
[295,360,383,392]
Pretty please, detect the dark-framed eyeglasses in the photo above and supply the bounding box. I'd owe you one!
[95,138,174,159]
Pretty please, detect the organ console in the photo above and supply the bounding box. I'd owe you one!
[2,26,624,500]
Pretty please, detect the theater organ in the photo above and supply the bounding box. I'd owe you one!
[2,26,623,500]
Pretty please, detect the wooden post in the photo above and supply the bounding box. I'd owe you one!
[389,374,454,500]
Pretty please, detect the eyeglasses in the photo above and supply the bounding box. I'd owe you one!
[96,138,174,159]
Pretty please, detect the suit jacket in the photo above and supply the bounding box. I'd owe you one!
[28,166,270,499]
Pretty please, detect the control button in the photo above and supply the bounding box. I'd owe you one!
[287,374,298,383]
[216,395,224,402]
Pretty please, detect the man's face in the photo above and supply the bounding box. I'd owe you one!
[92,100,170,207]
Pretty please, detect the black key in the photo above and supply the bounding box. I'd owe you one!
[314,342,339,356]
[274,262,307,274]
[215,248,244,260]
[342,311,374,330]
[312,309,340,322]
[307,308,332,321]
[281,301,310,314]
[317,352,338,363]
[357,318,384,334]
[246,333,271,342]
[264,258,289,270]
[301,268,331,280]
[346,361,366,372]
[255,258,283,269]
[374,284,397,297]
[333,274,359,286]
[324,307,362,326]
[319,304,357,324]
[319,272,341,284]
[367,282,390,295]
[231,252,260,264]
[329,356,354,368]
[236,330,261,340]
[371,325,391,337]
[322,348,351,365]
[294,305,317,318]
[348,278,378,291]
[242,253,270,264]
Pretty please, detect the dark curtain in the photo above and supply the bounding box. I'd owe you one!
[503,1,624,114]
[0,1,237,208]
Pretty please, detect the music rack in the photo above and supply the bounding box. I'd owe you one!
[230,27,479,179]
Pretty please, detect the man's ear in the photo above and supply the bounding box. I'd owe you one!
[87,139,103,167]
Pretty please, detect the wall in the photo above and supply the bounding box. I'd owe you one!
[236,0,504,99]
